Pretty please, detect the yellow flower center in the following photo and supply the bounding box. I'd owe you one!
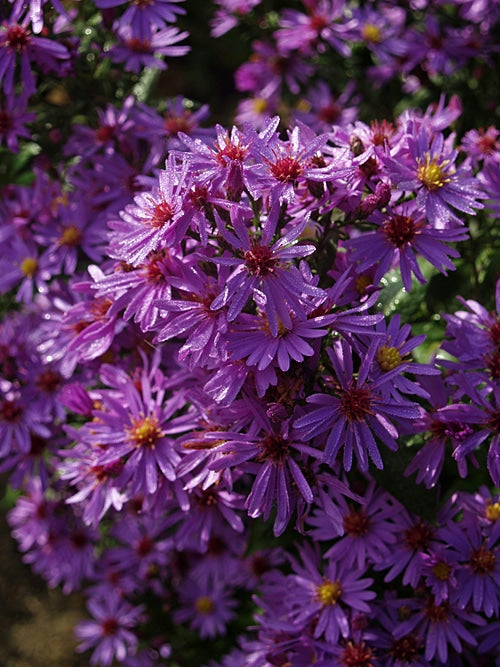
[486,501,500,522]
[252,97,268,114]
[20,257,38,277]
[195,596,214,615]
[432,561,451,581]
[376,345,403,371]
[416,153,453,191]
[362,23,382,43]
[316,580,342,606]
[59,224,82,246]
[128,415,163,447]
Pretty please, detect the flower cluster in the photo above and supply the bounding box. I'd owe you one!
[0,1,499,666]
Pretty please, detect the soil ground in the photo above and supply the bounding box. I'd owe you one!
[0,479,88,667]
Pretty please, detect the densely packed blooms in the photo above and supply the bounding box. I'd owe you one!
[1,1,500,665]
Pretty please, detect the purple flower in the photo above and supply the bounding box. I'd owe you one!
[287,544,375,645]
[173,578,237,639]
[107,154,191,266]
[345,201,468,292]
[94,0,186,40]
[0,6,69,96]
[209,201,325,337]
[0,92,35,151]
[108,22,189,73]
[386,126,485,228]
[438,510,500,617]
[294,338,421,472]
[75,593,145,666]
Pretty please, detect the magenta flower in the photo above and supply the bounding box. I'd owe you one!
[108,154,191,266]
[345,201,468,292]
[386,126,485,228]
[209,201,325,337]
[294,338,421,472]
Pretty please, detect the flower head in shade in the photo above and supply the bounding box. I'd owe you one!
[0,92,35,152]
[391,594,484,665]
[173,577,237,639]
[75,593,145,666]
[345,200,468,292]
[108,22,189,73]
[287,544,375,645]
[386,126,485,228]
[438,509,500,617]
[94,0,186,40]
[294,338,421,472]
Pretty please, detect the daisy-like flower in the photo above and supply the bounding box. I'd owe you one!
[294,338,421,472]
[0,5,69,96]
[438,510,500,617]
[0,92,35,152]
[173,577,238,639]
[209,201,325,337]
[75,593,145,666]
[386,126,485,228]
[345,201,468,292]
[108,22,189,74]
[71,352,191,498]
[287,544,376,645]
[107,153,190,266]
[94,0,186,40]
[391,594,484,664]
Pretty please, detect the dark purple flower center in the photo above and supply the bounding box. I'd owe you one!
[403,519,433,551]
[339,640,375,667]
[343,507,370,536]
[71,529,89,550]
[0,111,12,133]
[30,434,47,457]
[244,243,277,277]
[487,350,500,380]
[91,460,123,482]
[340,385,373,422]
[6,25,31,52]
[486,410,500,434]
[0,399,22,422]
[136,536,154,557]
[469,545,496,574]
[126,37,151,53]
[101,617,119,636]
[424,598,449,623]
[250,554,271,577]
[477,131,497,155]
[490,318,500,346]
[95,124,115,143]
[133,0,154,7]
[319,103,340,124]
[270,155,303,182]
[35,369,62,393]
[382,214,419,248]
[389,635,419,662]
[196,488,218,507]
[257,433,290,465]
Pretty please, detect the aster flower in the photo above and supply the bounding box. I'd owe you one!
[209,201,325,337]
[94,0,186,40]
[386,126,485,228]
[0,91,35,151]
[345,201,468,292]
[107,153,191,266]
[391,594,483,664]
[210,0,263,37]
[108,22,189,74]
[287,544,376,645]
[438,510,500,617]
[173,577,238,639]
[0,5,69,96]
[75,593,145,666]
[294,338,421,472]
